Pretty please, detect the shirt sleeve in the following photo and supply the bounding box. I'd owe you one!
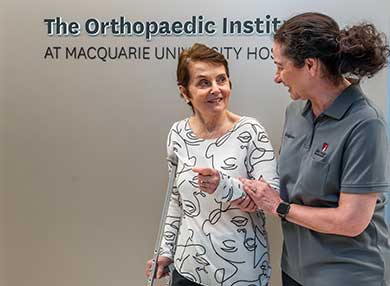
[340,118,389,193]
[245,120,279,190]
[214,118,280,202]
[159,128,182,259]
[214,171,247,202]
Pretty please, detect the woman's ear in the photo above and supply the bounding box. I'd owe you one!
[179,85,190,103]
[304,58,320,77]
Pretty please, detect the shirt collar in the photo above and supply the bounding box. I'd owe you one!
[301,84,365,120]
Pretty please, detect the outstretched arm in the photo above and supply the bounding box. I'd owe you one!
[240,177,378,237]
[193,167,257,212]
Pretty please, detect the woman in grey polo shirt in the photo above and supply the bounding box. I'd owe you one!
[240,12,390,286]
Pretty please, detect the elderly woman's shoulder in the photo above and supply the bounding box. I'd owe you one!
[169,118,189,130]
[236,116,270,133]
[238,116,261,126]
[166,118,190,140]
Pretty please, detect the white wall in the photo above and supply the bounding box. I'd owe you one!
[2,1,389,286]
[0,1,6,285]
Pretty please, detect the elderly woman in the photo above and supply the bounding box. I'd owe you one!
[241,12,390,286]
[145,43,279,286]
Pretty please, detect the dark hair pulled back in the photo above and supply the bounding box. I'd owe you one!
[274,12,389,82]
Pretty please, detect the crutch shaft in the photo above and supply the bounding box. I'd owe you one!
[147,155,178,286]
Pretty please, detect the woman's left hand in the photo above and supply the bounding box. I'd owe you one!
[231,195,257,212]
[192,167,220,194]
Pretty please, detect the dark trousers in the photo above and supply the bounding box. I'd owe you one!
[172,269,297,286]
[171,269,202,286]
[282,271,303,286]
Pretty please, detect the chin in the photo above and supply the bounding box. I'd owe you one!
[211,102,226,110]
[289,92,300,101]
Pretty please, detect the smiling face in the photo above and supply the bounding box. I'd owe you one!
[179,61,231,118]
[273,42,311,101]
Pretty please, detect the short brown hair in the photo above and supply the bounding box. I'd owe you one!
[177,43,230,109]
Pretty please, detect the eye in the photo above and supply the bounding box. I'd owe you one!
[197,79,210,88]
[217,75,227,84]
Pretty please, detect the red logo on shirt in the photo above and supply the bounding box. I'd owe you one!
[322,143,329,152]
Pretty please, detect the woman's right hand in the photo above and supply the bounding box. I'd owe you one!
[192,167,220,194]
[145,256,173,279]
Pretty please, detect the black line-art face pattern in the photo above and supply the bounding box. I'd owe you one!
[205,122,275,177]
[161,117,276,285]
[174,229,209,282]
[202,203,270,285]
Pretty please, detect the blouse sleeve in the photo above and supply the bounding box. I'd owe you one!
[214,118,279,202]
[245,120,279,190]
[214,171,247,202]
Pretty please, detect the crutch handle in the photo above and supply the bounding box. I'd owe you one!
[167,153,178,165]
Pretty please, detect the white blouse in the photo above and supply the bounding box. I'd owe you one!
[160,116,279,286]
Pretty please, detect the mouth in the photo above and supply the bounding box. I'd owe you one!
[207,97,223,104]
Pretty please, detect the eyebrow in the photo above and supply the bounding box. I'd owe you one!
[194,73,227,79]
[274,60,282,65]
[193,75,208,80]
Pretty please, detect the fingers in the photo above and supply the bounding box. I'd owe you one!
[240,178,283,215]
[146,257,172,279]
[239,177,257,194]
[239,178,258,200]
[236,195,251,208]
[156,263,165,279]
[246,200,257,212]
[145,259,152,277]
[193,168,218,185]
[231,194,258,212]
[240,201,257,212]
[241,178,267,194]
[242,196,253,208]
[198,179,218,194]
[193,167,220,194]
[145,262,149,277]
[241,182,256,199]
[192,167,216,176]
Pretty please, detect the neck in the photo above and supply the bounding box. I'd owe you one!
[310,78,351,117]
[190,111,239,139]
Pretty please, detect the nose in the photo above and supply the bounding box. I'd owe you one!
[210,81,220,95]
[274,72,282,84]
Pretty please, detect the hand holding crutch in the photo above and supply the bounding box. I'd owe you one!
[146,154,178,286]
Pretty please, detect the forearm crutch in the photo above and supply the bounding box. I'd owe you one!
[147,154,178,286]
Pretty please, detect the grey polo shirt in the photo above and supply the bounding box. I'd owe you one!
[278,84,390,286]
